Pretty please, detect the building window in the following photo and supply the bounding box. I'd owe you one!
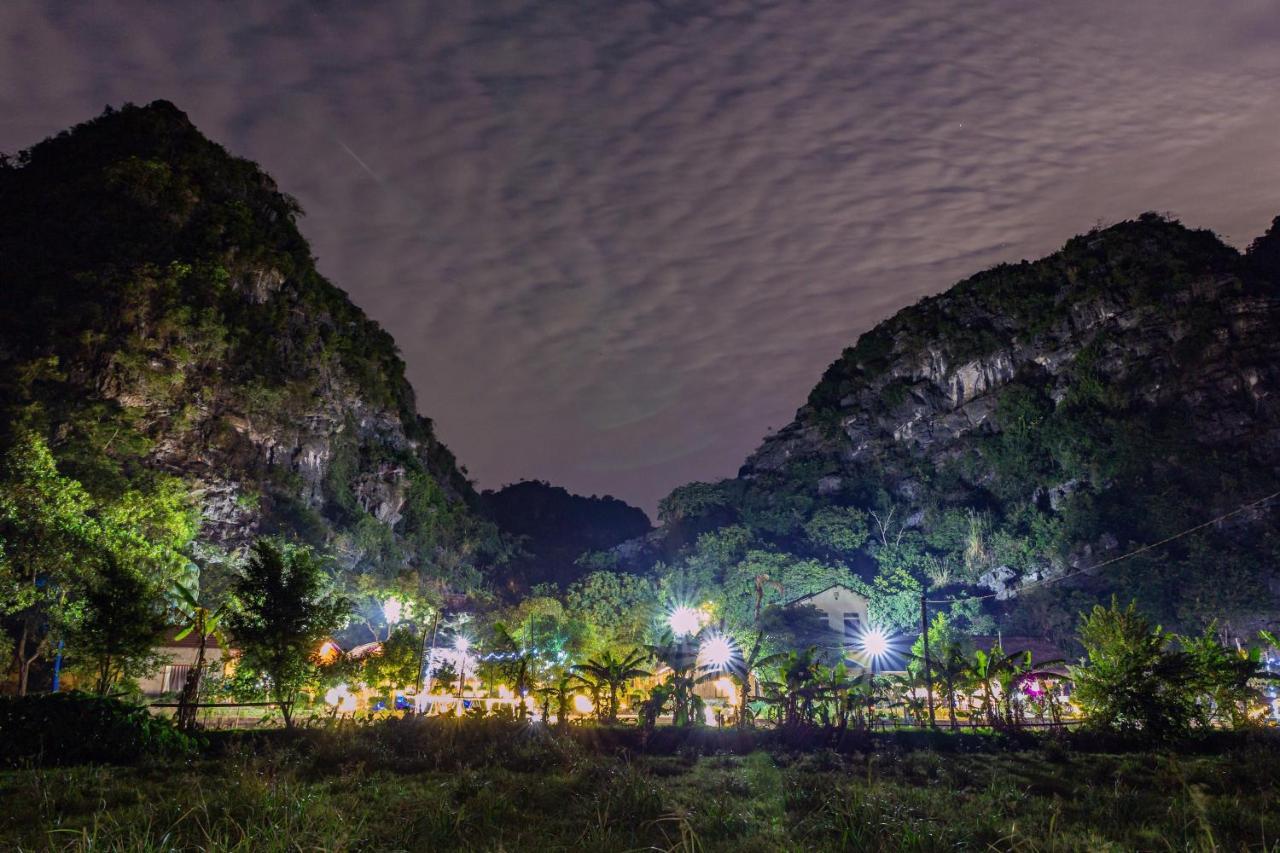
[163,665,191,694]
[843,612,861,638]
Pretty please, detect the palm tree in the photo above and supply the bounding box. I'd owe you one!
[171,580,227,732]
[572,648,651,722]
[768,647,822,727]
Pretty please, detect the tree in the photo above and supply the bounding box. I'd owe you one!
[646,632,702,726]
[565,571,657,654]
[1,432,195,695]
[803,506,870,554]
[68,554,167,695]
[1069,599,1194,741]
[1180,625,1272,730]
[171,579,228,730]
[0,432,97,694]
[362,626,425,698]
[224,541,348,728]
[572,648,651,722]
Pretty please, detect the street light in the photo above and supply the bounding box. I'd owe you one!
[857,625,892,674]
[667,605,709,637]
[698,632,738,671]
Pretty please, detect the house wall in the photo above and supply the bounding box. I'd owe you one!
[793,586,869,636]
[137,646,228,696]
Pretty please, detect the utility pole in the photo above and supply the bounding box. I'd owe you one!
[920,593,936,729]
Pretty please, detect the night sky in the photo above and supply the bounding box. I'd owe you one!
[4,2,1279,515]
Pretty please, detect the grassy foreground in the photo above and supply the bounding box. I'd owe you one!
[3,721,1279,851]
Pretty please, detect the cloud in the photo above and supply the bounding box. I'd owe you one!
[3,0,1279,512]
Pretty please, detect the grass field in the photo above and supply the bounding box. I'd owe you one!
[3,721,1279,851]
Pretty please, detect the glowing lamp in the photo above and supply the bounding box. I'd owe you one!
[860,627,888,658]
[667,605,709,637]
[316,640,341,665]
[698,632,737,670]
[324,683,357,713]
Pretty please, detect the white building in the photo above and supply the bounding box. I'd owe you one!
[783,583,870,644]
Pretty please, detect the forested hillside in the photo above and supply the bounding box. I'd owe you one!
[642,214,1280,646]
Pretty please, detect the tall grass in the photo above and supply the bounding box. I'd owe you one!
[2,721,1277,851]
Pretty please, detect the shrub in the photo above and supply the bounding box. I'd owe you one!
[0,691,196,765]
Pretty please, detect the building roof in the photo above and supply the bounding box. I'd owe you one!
[347,641,384,660]
[781,583,869,609]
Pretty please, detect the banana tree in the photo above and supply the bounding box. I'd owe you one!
[572,648,651,722]
[171,580,227,732]
[647,632,701,726]
[764,647,823,727]
[717,630,786,728]
[969,644,1062,728]
[489,621,536,719]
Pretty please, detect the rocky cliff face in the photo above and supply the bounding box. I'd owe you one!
[660,214,1280,637]
[748,217,1280,496]
[0,102,494,583]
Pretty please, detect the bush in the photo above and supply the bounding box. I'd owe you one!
[0,691,196,765]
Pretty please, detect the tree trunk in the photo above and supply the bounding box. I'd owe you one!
[17,623,43,697]
[177,636,208,732]
[96,654,113,696]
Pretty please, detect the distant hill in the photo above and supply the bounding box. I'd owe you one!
[0,102,501,589]
[481,480,651,590]
[651,213,1280,643]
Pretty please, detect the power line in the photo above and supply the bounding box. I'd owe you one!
[924,488,1280,606]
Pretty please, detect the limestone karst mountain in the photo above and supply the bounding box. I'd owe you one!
[0,101,498,587]
[650,213,1280,640]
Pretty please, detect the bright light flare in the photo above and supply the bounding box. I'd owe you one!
[324,683,357,713]
[454,636,471,654]
[856,625,895,671]
[861,627,888,658]
[572,694,594,715]
[698,632,738,671]
[667,605,710,637]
